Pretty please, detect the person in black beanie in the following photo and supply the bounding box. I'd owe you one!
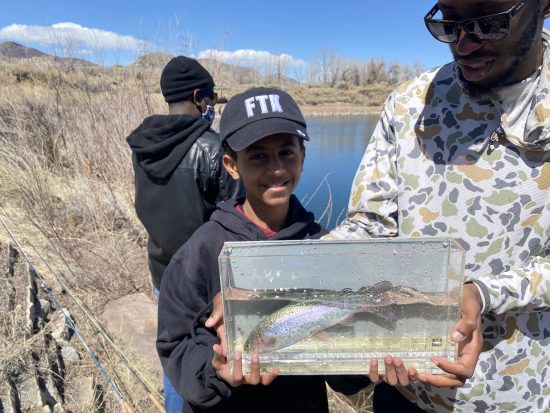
[126,55,242,413]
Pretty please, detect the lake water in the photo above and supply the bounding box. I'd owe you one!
[294,114,379,230]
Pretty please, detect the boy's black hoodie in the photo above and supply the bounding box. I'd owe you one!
[126,114,241,289]
[157,196,370,412]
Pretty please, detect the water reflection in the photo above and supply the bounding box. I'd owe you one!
[295,114,379,230]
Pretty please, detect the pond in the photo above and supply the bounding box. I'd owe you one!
[294,114,379,230]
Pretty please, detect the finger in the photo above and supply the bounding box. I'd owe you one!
[232,351,244,385]
[383,356,398,386]
[392,357,410,386]
[452,284,482,343]
[212,345,228,379]
[212,343,224,358]
[247,353,261,385]
[369,358,380,382]
[205,293,224,328]
[451,317,478,343]
[260,368,280,386]
[431,356,475,379]
[418,372,464,388]
[408,367,419,384]
[218,324,227,357]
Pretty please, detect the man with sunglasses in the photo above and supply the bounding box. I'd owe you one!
[327,1,550,412]
[126,55,242,412]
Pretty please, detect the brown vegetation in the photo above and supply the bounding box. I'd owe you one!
[0,56,388,412]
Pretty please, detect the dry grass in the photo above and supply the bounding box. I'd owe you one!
[0,58,377,412]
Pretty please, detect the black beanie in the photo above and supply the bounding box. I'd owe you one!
[160,56,215,103]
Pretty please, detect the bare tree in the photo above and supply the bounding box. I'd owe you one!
[328,55,344,87]
[209,31,232,83]
[363,59,387,85]
[275,55,289,85]
[412,61,426,77]
[387,62,415,84]
[319,47,333,84]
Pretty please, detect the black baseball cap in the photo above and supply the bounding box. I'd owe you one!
[220,87,309,151]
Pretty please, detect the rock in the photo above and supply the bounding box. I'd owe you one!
[60,346,80,365]
[53,403,66,413]
[102,293,162,376]
[39,299,51,320]
[50,310,72,345]
[76,376,97,409]
[16,374,41,410]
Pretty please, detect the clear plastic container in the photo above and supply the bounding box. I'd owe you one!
[219,238,464,375]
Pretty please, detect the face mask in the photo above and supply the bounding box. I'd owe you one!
[202,105,216,123]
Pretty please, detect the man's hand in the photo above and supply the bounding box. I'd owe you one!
[212,346,280,387]
[205,292,227,357]
[418,283,483,387]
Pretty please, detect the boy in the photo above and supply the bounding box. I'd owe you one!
[157,87,369,412]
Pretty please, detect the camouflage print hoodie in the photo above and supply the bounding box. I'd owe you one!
[328,42,550,412]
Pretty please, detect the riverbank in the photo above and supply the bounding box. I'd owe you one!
[300,104,382,117]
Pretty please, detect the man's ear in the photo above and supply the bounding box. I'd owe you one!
[222,154,240,180]
[192,89,202,105]
[300,147,306,171]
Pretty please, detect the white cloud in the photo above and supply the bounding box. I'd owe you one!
[199,48,308,72]
[0,22,148,52]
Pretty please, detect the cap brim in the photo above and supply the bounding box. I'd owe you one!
[226,117,309,152]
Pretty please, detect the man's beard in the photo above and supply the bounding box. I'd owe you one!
[459,9,541,97]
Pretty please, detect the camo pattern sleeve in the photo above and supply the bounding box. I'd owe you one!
[472,255,550,314]
[325,94,399,240]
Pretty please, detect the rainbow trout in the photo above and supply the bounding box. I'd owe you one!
[243,281,454,353]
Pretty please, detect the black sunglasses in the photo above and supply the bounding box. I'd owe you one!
[424,1,527,43]
[197,89,219,105]
[209,92,219,106]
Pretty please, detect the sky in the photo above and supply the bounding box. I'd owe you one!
[1,1,549,75]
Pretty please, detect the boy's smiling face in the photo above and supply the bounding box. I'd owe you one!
[223,133,305,214]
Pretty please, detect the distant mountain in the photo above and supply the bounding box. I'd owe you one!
[0,41,49,59]
[0,41,95,67]
[0,44,297,84]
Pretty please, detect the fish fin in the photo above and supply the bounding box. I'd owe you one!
[312,331,329,341]
[372,281,394,292]
[359,281,393,294]
[368,306,398,325]
[339,313,356,326]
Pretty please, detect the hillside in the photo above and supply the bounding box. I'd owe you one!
[0,41,49,58]
[0,41,96,68]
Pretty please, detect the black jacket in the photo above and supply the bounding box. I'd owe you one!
[157,196,370,412]
[127,114,242,289]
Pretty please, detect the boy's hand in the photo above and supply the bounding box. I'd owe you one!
[369,356,418,386]
[418,283,483,387]
[205,292,227,357]
[212,345,280,387]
